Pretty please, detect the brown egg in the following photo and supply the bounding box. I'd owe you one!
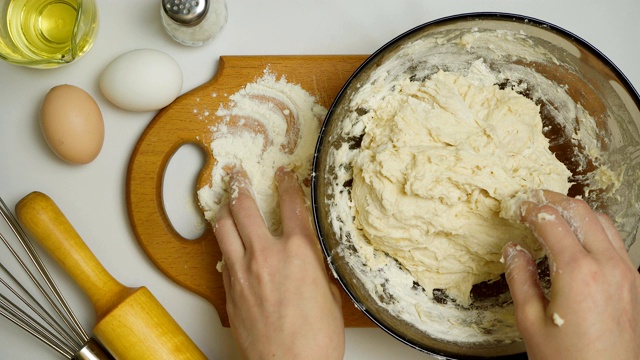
[40,85,104,164]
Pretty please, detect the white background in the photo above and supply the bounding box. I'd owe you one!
[1,0,639,359]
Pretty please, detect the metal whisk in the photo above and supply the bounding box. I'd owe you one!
[0,197,113,360]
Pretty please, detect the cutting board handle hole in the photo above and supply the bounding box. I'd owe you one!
[162,143,208,240]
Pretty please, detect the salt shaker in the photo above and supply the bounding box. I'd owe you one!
[161,0,228,47]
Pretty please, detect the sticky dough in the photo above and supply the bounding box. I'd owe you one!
[351,60,571,306]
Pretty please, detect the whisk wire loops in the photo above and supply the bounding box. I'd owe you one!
[0,197,91,359]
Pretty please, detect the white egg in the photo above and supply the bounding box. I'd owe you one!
[99,49,183,112]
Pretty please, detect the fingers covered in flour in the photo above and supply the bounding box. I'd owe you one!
[540,191,615,257]
[502,243,547,333]
[518,190,623,271]
[595,212,635,267]
[276,167,313,237]
[214,204,245,264]
[520,198,585,274]
[227,167,271,253]
[505,190,640,360]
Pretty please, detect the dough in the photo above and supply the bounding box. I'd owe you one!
[351,60,571,306]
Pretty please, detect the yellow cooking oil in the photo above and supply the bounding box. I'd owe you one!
[6,0,95,62]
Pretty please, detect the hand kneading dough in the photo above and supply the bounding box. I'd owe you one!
[351,61,571,306]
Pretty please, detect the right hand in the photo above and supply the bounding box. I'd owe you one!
[214,167,345,360]
[502,190,640,360]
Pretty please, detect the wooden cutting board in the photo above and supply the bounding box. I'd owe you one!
[126,55,373,327]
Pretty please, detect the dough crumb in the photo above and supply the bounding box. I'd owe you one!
[500,244,528,264]
[552,312,565,327]
[537,212,556,222]
[216,259,225,273]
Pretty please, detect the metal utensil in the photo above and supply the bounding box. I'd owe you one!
[162,0,209,26]
[0,197,113,359]
[15,191,207,360]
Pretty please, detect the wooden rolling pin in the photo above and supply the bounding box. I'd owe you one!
[15,191,207,360]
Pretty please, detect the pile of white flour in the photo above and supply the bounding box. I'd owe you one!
[197,69,326,234]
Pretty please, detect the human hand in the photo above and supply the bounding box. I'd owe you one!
[214,167,345,360]
[503,190,640,360]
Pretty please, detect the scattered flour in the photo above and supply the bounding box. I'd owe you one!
[197,69,326,234]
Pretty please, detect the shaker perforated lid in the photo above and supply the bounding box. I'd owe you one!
[162,0,209,26]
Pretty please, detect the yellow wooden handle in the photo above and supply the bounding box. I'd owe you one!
[92,287,208,360]
[15,191,132,318]
[16,192,208,359]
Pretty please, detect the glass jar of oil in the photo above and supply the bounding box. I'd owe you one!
[0,0,98,68]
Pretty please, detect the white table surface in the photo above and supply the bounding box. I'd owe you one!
[1,1,639,359]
